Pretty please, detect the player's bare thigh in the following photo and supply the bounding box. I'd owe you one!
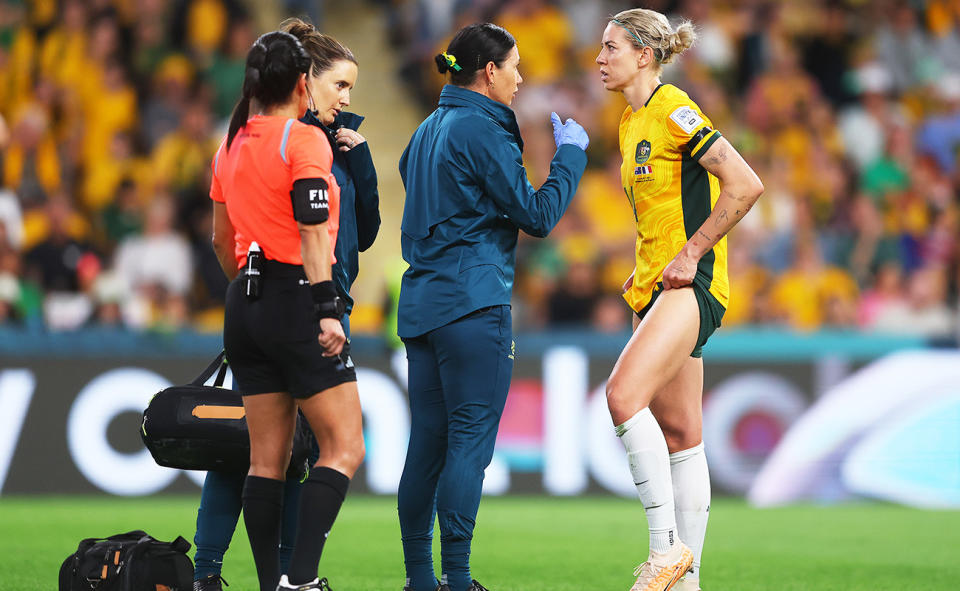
[606,286,700,425]
[649,356,703,453]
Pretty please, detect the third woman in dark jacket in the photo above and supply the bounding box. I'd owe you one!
[396,23,589,591]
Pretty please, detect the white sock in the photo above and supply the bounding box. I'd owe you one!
[616,407,677,555]
[670,442,710,580]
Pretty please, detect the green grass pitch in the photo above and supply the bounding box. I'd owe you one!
[1,495,958,590]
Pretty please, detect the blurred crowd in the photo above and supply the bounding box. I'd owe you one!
[389,0,960,337]
[0,0,257,331]
[2,0,960,339]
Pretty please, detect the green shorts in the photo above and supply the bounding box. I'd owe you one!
[634,275,726,358]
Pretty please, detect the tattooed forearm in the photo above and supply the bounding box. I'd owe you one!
[715,209,729,227]
[697,230,713,242]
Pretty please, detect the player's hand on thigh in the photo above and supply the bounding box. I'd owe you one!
[662,248,698,289]
[318,318,346,356]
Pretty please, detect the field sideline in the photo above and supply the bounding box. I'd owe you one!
[1,495,957,590]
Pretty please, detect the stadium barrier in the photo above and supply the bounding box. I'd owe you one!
[0,328,947,504]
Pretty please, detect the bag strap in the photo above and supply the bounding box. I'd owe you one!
[190,351,228,387]
[130,534,191,556]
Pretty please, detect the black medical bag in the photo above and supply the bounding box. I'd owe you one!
[141,351,312,479]
[58,530,192,591]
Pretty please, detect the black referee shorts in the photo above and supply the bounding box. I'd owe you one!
[223,259,356,398]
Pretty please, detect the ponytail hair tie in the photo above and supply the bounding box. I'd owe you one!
[442,52,462,72]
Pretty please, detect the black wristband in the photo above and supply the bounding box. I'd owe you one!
[310,281,345,320]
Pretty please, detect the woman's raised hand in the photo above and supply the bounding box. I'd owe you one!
[550,112,589,150]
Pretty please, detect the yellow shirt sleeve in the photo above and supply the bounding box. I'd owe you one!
[662,99,721,161]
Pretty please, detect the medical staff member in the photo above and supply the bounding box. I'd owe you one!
[210,31,364,591]
[396,22,589,591]
[596,8,763,591]
[192,19,379,591]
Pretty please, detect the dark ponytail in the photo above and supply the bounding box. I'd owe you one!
[226,31,311,150]
[435,23,515,87]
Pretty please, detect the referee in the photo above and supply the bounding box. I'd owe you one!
[210,31,364,591]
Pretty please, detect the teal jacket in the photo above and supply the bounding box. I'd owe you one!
[398,85,587,338]
[301,110,380,317]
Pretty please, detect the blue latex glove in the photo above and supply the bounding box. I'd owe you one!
[550,111,589,151]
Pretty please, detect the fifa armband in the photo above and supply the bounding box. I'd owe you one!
[290,178,330,225]
[310,280,345,321]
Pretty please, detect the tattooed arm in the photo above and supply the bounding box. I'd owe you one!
[661,136,764,289]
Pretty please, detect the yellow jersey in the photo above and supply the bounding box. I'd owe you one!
[619,83,728,312]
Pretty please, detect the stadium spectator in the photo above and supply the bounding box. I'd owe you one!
[113,194,193,312]
[769,239,859,331]
[88,270,128,328]
[100,179,144,248]
[0,270,20,325]
[206,17,255,119]
[3,104,60,208]
[0,187,24,250]
[872,265,955,337]
[151,98,217,193]
[916,74,960,175]
[140,55,194,150]
[495,0,574,85]
[0,0,959,337]
[873,2,931,94]
[547,258,600,326]
[858,261,907,329]
[82,130,134,212]
[22,193,94,293]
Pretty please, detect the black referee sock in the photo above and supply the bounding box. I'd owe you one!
[287,467,351,585]
[242,475,285,591]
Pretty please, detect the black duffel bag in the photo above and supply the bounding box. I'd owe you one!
[58,530,193,591]
[141,351,313,479]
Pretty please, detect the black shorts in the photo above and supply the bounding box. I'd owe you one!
[223,260,356,398]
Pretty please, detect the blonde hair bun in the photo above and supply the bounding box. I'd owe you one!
[611,9,697,66]
[662,20,696,64]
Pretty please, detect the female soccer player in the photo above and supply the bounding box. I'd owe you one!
[193,20,378,591]
[210,31,365,591]
[397,22,588,591]
[596,9,764,591]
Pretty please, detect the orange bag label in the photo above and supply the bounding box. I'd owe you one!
[192,405,245,419]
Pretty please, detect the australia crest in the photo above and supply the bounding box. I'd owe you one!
[635,140,651,165]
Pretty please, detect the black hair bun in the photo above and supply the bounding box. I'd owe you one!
[434,53,450,74]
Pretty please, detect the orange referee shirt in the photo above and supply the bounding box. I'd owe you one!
[210,115,340,269]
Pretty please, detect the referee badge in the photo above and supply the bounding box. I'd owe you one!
[635,140,651,165]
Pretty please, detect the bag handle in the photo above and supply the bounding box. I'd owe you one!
[190,351,228,387]
[169,535,191,554]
